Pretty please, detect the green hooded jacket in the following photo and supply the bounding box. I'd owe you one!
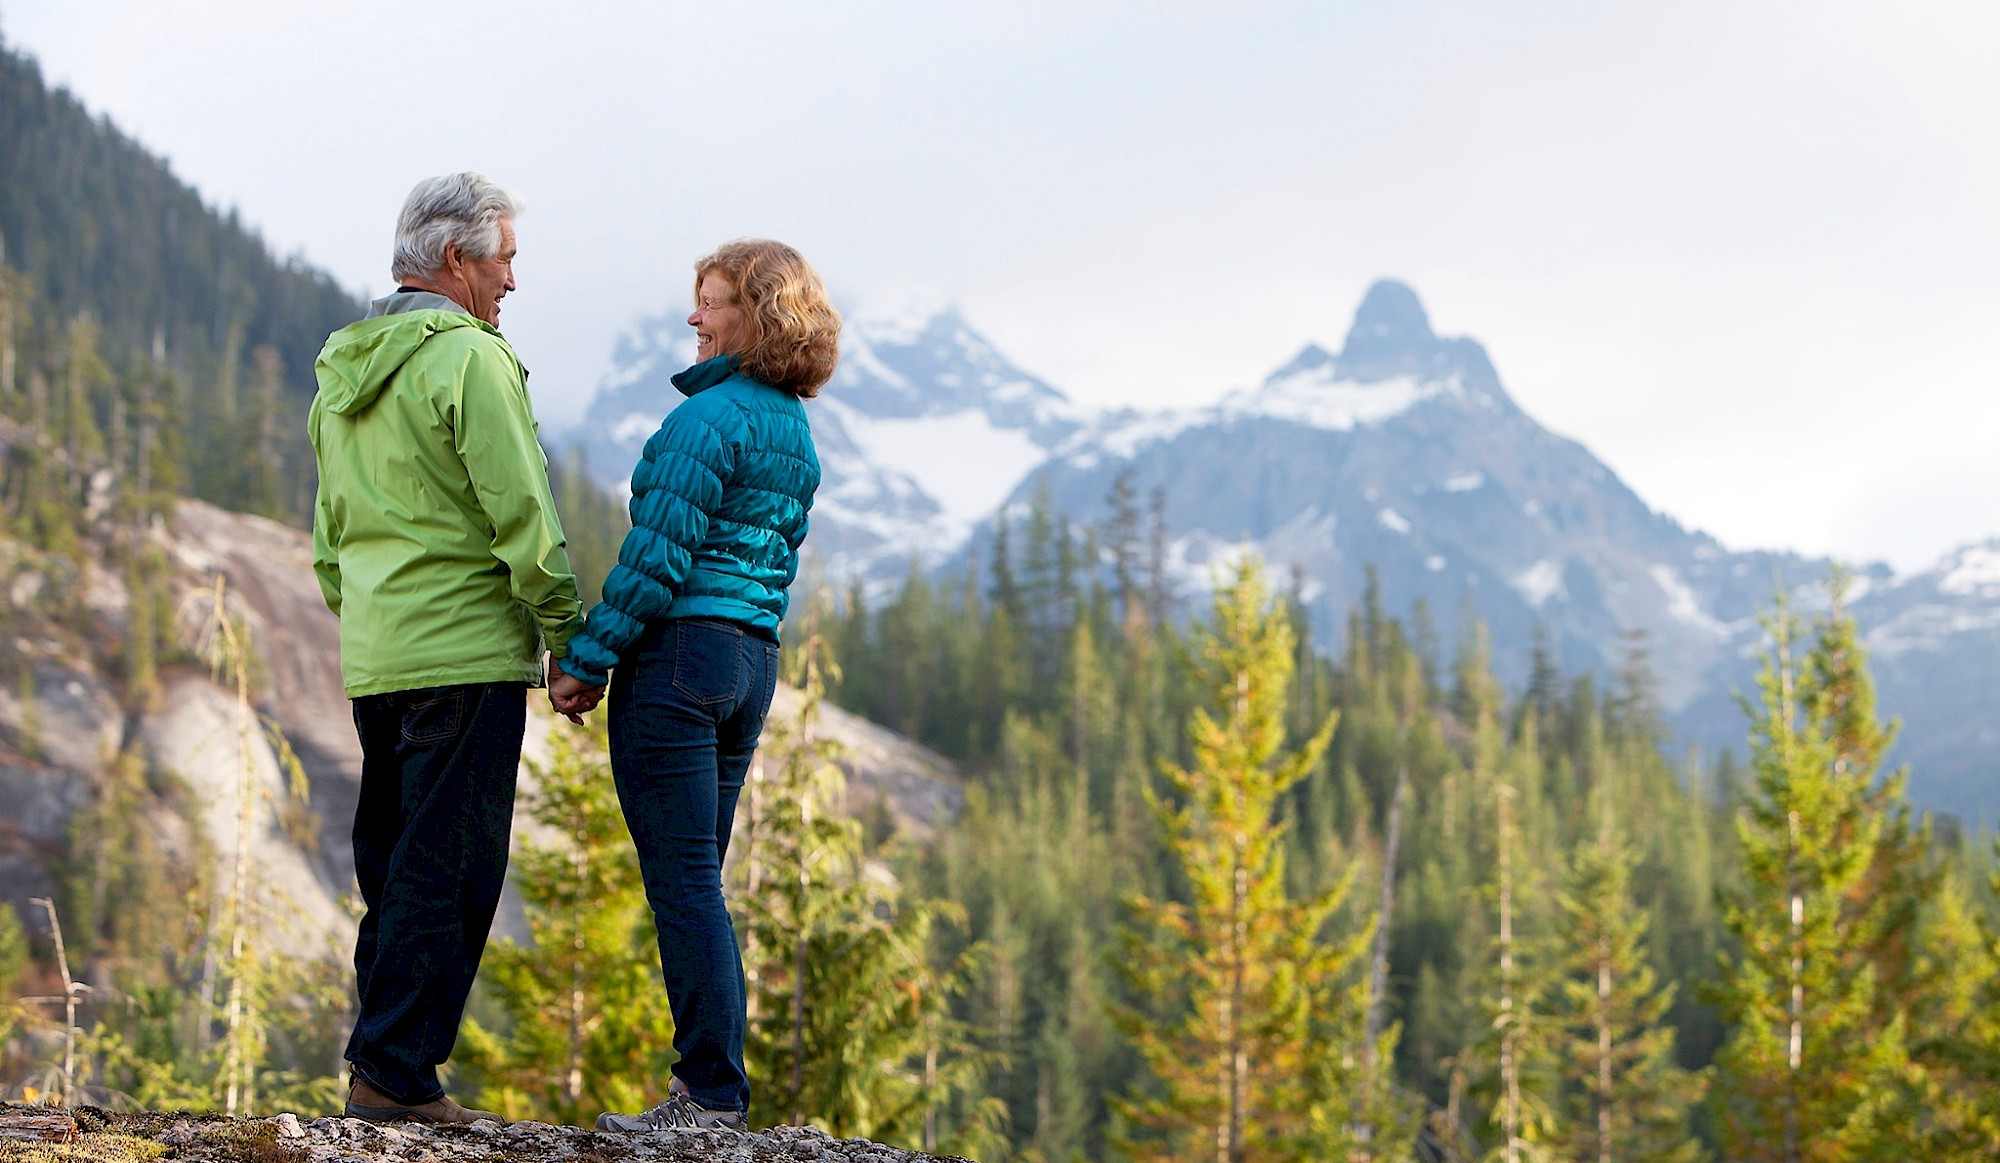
[309,292,581,698]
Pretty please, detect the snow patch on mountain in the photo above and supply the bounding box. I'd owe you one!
[610,412,658,447]
[1651,565,1730,639]
[1055,368,1464,472]
[1222,369,1457,432]
[1938,543,2000,596]
[1868,604,2000,656]
[1163,531,1260,594]
[1057,410,1203,469]
[824,399,1046,535]
[1513,559,1565,607]
[846,289,956,346]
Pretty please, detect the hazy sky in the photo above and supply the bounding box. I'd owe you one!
[5,1,1995,573]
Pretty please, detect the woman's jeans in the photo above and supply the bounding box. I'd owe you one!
[608,618,779,1114]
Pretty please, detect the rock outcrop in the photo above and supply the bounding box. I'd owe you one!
[0,498,964,956]
[0,1105,972,1163]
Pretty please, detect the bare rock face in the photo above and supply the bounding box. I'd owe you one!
[0,498,964,957]
[138,674,350,959]
[764,686,962,844]
[163,501,366,895]
[2,1106,973,1163]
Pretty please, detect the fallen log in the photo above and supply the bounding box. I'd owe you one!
[0,1110,79,1143]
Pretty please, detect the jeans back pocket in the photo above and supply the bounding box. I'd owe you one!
[671,621,743,707]
[400,687,467,744]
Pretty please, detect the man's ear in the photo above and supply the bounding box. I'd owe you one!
[442,244,466,278]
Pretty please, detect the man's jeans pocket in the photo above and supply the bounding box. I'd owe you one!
[400,687,466,744]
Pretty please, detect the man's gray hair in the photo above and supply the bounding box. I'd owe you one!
[390,172,522,283]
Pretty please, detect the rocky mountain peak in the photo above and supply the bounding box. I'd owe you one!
[1264,342,1337,380]
[1340,279,1437,362]
[1320,279,1510,406]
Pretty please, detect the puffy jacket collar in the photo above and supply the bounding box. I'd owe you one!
[671,354,740,398]
[314,304,492,416]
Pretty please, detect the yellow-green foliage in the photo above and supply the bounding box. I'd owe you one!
[1114,560,1394,1163]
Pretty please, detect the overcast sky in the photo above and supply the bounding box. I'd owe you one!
[4,1,1995,573]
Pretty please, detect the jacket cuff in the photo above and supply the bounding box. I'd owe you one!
[558,654,609,687]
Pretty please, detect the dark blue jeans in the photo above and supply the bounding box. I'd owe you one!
[608,618,779,1114]
[346,681,525,1104]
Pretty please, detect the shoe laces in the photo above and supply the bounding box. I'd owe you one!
[634,1092,741,1130]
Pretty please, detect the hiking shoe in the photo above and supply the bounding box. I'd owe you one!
[345,1078,505,1125]
[594,1092,747,1133]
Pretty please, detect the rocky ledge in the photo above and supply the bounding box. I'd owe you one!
[0,1106,972,1163]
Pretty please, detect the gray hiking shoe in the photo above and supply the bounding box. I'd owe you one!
[595,1092,747,1133]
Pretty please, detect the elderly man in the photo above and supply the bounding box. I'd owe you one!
[310,172,583,1124]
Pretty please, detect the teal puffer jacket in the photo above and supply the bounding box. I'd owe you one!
[560,355,819,685]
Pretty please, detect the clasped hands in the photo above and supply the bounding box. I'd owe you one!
[547,655,605,725]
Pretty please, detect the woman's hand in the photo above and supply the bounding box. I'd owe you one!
[547,656,604,725]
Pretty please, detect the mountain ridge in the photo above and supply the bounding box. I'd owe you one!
[567,279,1996,823]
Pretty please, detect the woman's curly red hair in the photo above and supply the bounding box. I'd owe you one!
[693,239,841,398]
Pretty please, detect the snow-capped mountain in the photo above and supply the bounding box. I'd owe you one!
[1009,281,1992,823]
[567,301,1080,579]
[563,282,1997,824]
[1846,543,2000,818]
[1029,281,1813,708]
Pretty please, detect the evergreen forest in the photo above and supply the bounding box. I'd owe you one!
[0,28,1997,1163]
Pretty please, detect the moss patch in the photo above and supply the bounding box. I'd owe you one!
[0,1133,169,1163]
[184,1121,308,1163]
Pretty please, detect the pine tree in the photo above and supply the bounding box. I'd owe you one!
[73,582,343,1116]
[1895,858,2000,1157]
[1712,586,1916,1162]
[1470,723,1562,1163]
[1548,802,1705,1163]
[1113,559,1385,1163]
[60,313,109,503]
[738,610,999,1151]
[458,721,676,1124]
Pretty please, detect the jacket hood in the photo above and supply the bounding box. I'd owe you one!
[314,293,489,416]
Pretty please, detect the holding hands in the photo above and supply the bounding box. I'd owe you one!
[548,655,605,724]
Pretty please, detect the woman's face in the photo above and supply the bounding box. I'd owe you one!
[688,272,755,361]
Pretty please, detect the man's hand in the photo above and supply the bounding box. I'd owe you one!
[547,655,604,725]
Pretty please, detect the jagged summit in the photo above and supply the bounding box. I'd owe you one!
[1340,279,1437,363]
[1260,281,1446,385]
[1318,279,1508,399]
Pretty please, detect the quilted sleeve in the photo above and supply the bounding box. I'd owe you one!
[559,398,740,684]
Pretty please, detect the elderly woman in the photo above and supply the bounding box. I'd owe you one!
[552,239,835,1131]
